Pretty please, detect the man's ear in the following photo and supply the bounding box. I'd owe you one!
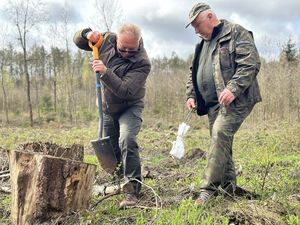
[207,12,213,20]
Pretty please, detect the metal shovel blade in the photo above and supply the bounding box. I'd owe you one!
[91,136,117,174]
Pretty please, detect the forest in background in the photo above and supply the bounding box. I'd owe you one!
[0,39,300,127]
[0,0,300,127]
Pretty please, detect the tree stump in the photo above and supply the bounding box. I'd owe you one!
[7,142,97,225]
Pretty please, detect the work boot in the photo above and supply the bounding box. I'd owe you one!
[119,193,138,208]
[195,190,215,206]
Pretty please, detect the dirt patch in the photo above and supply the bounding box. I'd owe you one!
[186,148,206,160]
[226,200,286,225]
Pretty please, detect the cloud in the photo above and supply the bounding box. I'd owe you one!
[0,0,83,24]
[212,0,300,21]
[0,0,299,59]
[46,1,83,24]
[211,0,300,58]
[120,0,200,58]
[120,0,300,59]
[211,0,300,35]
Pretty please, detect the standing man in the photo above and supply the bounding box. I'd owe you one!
[185,3,261,205]
[73,24,151,207]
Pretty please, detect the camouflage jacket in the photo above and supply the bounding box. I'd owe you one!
[186,20,262,116]
[73,28,151,115]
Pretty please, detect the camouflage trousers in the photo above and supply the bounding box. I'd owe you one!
[103,106,143,195]
[200,103,254,191]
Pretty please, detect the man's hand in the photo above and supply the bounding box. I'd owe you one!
[186,98,196,110]
[92,60,107,74]
[219,88,235,106]
[87,31,101,43]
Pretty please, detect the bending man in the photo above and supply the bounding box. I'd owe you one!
[74,23,151,207]
[185,3,262,205]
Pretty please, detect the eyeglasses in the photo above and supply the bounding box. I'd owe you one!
[117,48,138,54]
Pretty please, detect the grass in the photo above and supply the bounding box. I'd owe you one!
[0,120,300,224]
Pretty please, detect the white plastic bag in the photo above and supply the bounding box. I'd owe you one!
[170,122,190,159]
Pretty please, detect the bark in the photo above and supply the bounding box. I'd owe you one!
[1,64,9,124]
[25,62,34,127]
[53,70,57,113]
[7,142,96,225]
[34,77,40,120]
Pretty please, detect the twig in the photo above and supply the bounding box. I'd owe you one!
[91,189,121,209]
[50,214,64,225]
[261,160,272,193]
[0,186,11,194]
[0,170,9,176]
[91,177,162,225]
[131,178,163,225]
[0,173,10,179]
[131,205,159,210]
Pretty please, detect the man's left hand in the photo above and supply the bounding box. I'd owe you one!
[219,88,235,106]
[92,60,107,74]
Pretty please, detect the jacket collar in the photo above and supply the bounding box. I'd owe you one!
[217,19,232,40]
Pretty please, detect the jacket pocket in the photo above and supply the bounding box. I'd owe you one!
[219,46,232,70]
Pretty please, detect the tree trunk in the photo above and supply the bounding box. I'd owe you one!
[53,71,57,113]
[1,65,9,124]
[24,52,34,127]
[297,96,300,122]
[34,77,40,120]
[7,142,96,225]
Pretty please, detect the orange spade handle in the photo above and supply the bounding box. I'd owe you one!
[88,34,104,60]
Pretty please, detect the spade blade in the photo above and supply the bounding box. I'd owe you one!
[91,136,117,174]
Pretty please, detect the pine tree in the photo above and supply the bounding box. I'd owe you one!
[282,38,298,64]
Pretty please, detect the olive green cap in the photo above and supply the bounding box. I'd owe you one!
[185,3,211,28]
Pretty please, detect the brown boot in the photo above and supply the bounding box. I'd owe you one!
[119,194,138,208]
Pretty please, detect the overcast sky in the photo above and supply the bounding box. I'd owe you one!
[1,0,300,59]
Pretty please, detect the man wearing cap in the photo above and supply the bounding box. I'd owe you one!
[185,3,261,205]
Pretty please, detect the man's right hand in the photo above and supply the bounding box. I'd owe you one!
[86,31,101,43]
[186,98,196,110]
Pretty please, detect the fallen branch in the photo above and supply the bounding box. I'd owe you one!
[93,184,121,196]
[0,186,11,194]
[0,173,10,179]
[0,170,9,176]
[131,205,159,210]
[91,189,121,209]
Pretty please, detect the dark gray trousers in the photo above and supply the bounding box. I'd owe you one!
[200,104,254,191]
[103,106,142,195]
